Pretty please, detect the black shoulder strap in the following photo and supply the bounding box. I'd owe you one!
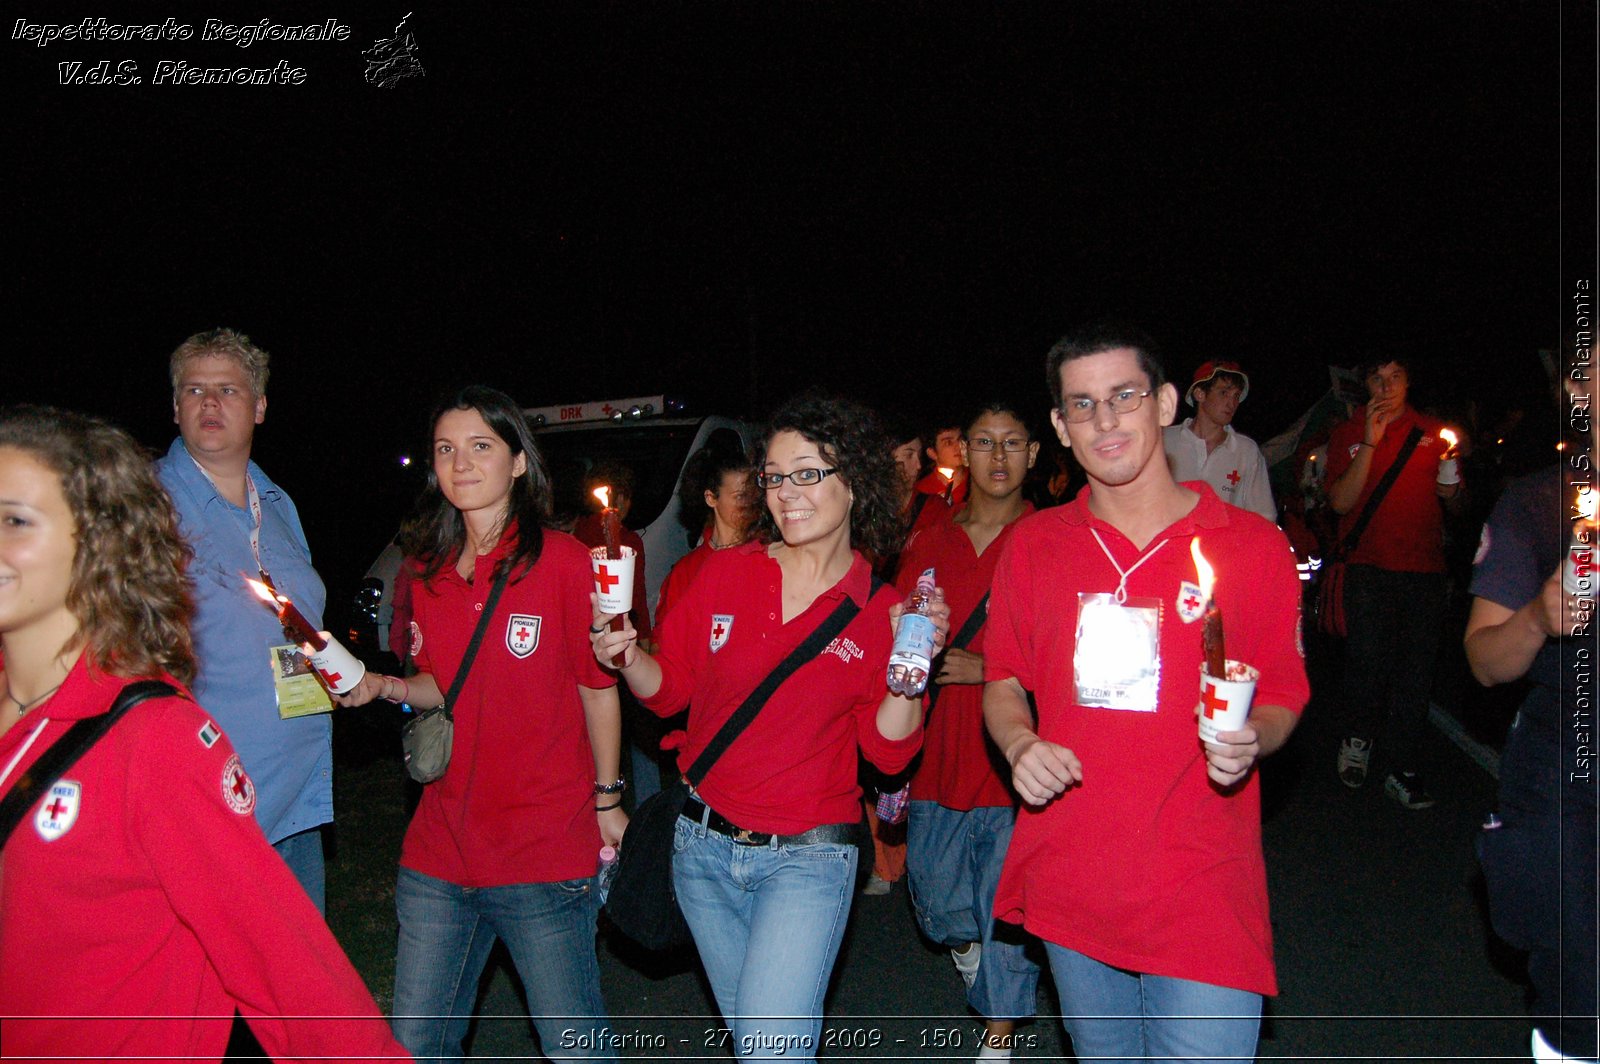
[926,591,990,710]
[686,577,884,785]
[0,679,178,846]
[440,565,512,717]
[1338,425,1425,558]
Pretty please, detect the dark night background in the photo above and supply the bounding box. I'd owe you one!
[5,1,1593,594]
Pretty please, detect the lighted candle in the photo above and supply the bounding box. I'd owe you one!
[248,577,323,648]
[246,578,366,694]
[1436,429,1461,486]
[937,466,956,504]
[590,485,628,666]
[591,485,622,559]
[1190,539,1227,679]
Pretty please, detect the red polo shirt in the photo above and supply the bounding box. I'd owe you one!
[656,531,715,625]
[1324,405,1450,573]
[898,504,1032,810]
[402,529,617,886]
[984,485,1309,995]
[643,540,921,834]
[0,657,406,1063]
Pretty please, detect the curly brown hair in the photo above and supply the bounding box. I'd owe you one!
[752,393,905,560]
[0,406,196,685]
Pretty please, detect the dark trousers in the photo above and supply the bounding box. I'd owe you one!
[1335,564,1446,772]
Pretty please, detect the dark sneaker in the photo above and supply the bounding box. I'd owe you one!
[1337,737,1373,788]
[1385,771,1437,810]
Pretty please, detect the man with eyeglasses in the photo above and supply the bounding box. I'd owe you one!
[1325,357,1462,810]
[1163,360,1276,521]
[982,322,1308,1064]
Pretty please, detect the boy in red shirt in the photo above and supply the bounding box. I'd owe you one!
[984,323,1309,1063]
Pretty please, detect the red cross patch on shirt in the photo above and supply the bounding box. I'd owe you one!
[506,614,542,659]
[34,780,81,841]
[221,755,256,816]
[709,614,734,653]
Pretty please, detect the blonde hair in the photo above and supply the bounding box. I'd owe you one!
[169,327,271,398]
[0,406,196,685]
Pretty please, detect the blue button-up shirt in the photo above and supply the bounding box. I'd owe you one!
[156,437,333,843]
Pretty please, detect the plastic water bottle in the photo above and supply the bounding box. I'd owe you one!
[887,568,938,697]
[596,845,619,905]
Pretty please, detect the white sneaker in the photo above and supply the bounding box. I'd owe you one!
[861,874,891,896]
[951,942,981,989]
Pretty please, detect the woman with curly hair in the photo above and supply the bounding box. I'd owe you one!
[0,405,405,1062]
[592,393,948,1061]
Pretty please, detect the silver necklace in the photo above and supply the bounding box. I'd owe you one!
[3,680,65,717]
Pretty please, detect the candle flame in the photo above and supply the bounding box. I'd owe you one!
[1439,429,1458,456]
[1578,484,1599,523]
[937,466,956,481]
[592,485,611,508]
[1190,538,1216,601]
[245,577,282,606]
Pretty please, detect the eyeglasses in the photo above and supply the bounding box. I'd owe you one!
[756,467,840,489]
[966,437,1031,453]
[1059,389,1153,424]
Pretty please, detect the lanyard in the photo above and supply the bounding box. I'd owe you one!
[1090,528,1169,604]
[188,455,269,580]
[0,718,50,791]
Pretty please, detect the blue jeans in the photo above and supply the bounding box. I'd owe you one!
[906,801,1040,1020]
[391,867,615,1064]
[1044,944,1261,1064]
[672,812,858,1062]
[273,827,326,915]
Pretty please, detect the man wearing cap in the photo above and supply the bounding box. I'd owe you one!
[1164,361,1276,521]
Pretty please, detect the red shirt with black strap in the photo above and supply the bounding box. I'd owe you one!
[642,540,921,835]
[1324,404,1451,573]
[0,656,407,1063]
[403,529,617,886]
[898,504,1032,810]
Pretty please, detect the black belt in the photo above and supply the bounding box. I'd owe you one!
[681,795,858,848]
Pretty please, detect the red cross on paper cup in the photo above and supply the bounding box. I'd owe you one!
[306,637,366,695]
[1197,660,1258,744]
[590,545,636,615]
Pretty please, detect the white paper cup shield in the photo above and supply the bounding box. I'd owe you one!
[591,545,636,615]
[1198,660,1259,744]
[307,637,366,695]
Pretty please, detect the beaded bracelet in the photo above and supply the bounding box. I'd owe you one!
[593,777,627,795]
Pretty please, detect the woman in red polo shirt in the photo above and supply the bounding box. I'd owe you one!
[339,386,624,1064]
[0,405,406,1063]
[592,393,947,1062]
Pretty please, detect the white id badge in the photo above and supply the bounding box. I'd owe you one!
[1074,593,1162,711]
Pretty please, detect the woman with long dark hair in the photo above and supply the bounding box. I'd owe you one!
[338,385,623,1063]
[0,405,405,1062]
[592,393,948,1061]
